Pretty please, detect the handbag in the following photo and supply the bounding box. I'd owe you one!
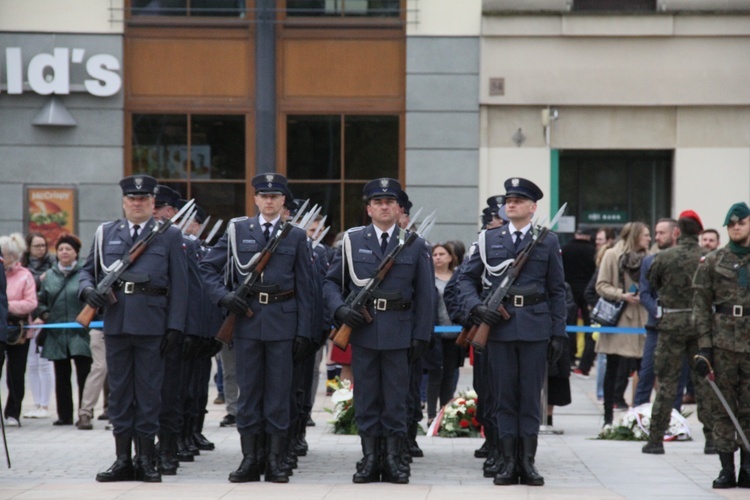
[6,315,27,345]
[591,297,625,327]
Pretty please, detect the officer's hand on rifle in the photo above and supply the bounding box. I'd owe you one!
[548,336,566,364]
[81,286,108,309]
[408,339,430,365]
[335,305,366,328]
[471,304,504,326]
[292,336,313,365]
[203,338,224,358]
[160,329,182,358]
[181,334,202,359]
[220,292,249,316]
[694,348,713,378]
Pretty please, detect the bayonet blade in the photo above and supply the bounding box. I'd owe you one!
[205,219,223,245]
[311,215,327,240]
[197,215,211,239]
[547,202,568,231]
[312,226,330,249]
[404,207,423,232]
[170,198,195,224]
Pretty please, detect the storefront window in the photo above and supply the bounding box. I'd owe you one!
[131,0,246,17]
[287,114,399,236]
[131,113,246,224]
[559,150,671,233]
[286,0,401,17]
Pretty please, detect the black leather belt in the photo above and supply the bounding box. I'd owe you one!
[119,282,169,297]
[716,305,750,317]
[507,293,546,308]
[366,298,412,311]
[248,289,295,305]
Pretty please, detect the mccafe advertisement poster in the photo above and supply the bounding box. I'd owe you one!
[25,186,77,250]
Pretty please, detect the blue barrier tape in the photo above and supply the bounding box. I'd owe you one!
[434,325,646,334]
[24,321,104,329]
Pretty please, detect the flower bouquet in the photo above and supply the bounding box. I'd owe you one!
[324,377,358,435]
[427,389,482,438]
[598,403,691,441]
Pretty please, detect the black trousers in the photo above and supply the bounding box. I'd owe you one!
[53,355,92,422]
[2,341,30,420]
[427,338,461,419]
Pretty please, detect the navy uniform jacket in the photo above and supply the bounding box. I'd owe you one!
[183,235,206,337]
[199,215,312,342]
[79,217,189,336]
[322,224,434,350]
[457,226,566,342]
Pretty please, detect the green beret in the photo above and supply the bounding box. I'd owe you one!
[723,202,750,226]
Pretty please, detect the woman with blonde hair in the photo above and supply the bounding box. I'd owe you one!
[595,222,650,428]
[1,233,38,427]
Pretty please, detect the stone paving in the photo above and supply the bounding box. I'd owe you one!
[0,361,746,499]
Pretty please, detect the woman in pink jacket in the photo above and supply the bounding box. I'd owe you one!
[1,233,38,427]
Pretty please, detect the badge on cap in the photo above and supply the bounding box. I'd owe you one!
[265,174,274,183]
[511,178,519,187]
[380,179,389,189]
[134,177,143,190]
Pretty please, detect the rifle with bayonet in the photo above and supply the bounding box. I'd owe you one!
[215,200,309,345]
[457,203,567,351]
[76,199,196,328]
[329,211,437,350]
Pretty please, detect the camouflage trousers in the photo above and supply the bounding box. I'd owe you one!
[648,330,714,441]
[713,348,750,453]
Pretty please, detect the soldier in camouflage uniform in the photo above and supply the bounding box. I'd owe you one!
[642,211,714,455]
[693,202,750,489]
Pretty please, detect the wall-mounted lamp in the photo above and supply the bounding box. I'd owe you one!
[33,96,77,127]
[512,128,526,147]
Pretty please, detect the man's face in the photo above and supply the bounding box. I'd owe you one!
[503,196,536,224]
[700,232,719,250]
[595,230,607,249]
[727,217,750,246]
[366,197,400,228]
[153,205,177,221]
[653,221,676,250]
[307,220,320,239]
[398,209,410,230]
[254,193,285,219]
[123,195,155,224]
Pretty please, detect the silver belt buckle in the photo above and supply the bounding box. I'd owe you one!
[375,298,387,311]
[258,292,269,305]
[513,295,524,307]
[733,305,743,317]
[123,282,135,294]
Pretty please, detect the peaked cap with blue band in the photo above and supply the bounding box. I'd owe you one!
[363,178,401,201]
[120,175,158,196]
[503,177,543,202]
[252,173,289,195]
[155,185,181,208]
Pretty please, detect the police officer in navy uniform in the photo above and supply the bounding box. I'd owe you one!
[80,175,189,483]
[200,173,313,483]
[457,178,566,487]
[323,178,434,484]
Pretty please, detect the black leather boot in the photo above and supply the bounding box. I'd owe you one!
[353,436,380,483]
[183,415,200,456]
[257,433,267,473]
[493,437,518,486]
[737,449,750,488]
[157,432,178,475]
[175,431,195,462]
[518,436,544,486]
[193,413,215,451]
[381,437,409,484]
[134,437,162,482]
[265,434,289,483]
[96,434,135,482]
[713,452,737,488]
[292,417,308,457]
[476,426,493,459]
[483,436,504,478]
[408,421,423,458]
[228,434,261,482]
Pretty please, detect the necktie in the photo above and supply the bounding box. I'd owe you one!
[380,232,389,254]
[263,222,272,241]
[132,224,140,240]
[514,231,523,251]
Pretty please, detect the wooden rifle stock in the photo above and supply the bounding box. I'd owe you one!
[330,324,352,350]
[75,305,97,329]
[469,305,510,351]
[216,307,255,345]
[455,326,472,348]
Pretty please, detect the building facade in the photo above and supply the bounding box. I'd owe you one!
[1,0,748,248]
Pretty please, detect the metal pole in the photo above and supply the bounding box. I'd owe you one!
[255,0,276,174]
[539,366,564,435]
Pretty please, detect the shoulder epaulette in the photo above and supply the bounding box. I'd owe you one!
[229,216,249,224]
[347,226,365,233]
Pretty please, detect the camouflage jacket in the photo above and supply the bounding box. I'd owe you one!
[693,245,750,352]
[648,235,703,335]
